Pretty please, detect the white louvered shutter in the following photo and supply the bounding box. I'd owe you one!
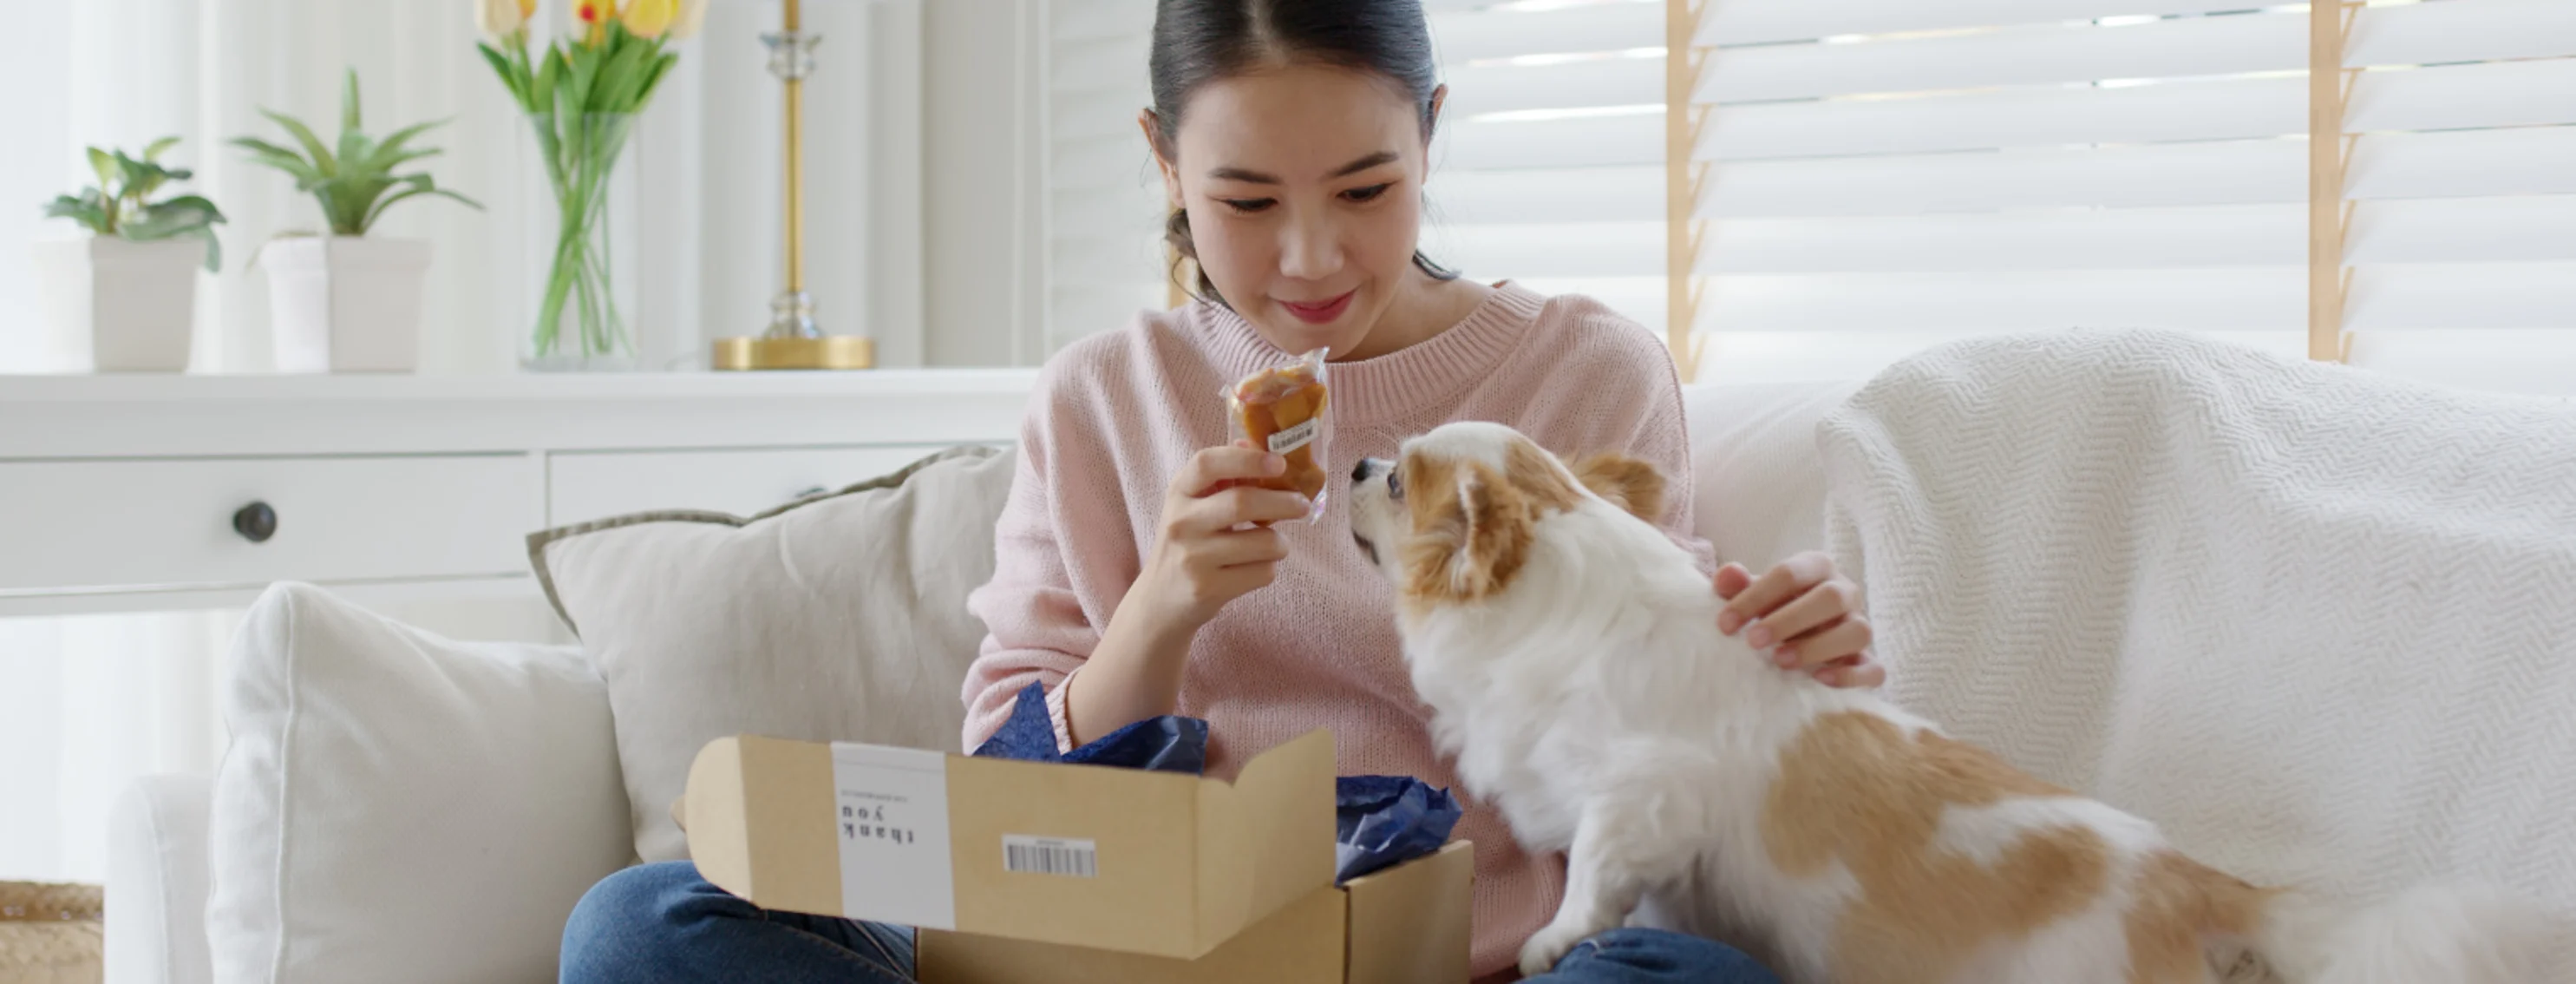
[2327,0,2576,395]
[1044,1,2574,394]
[1037,0,1673,351]
[1042,1,1166,353]
[1417,0,1669,331]
[1677,0,2576,391]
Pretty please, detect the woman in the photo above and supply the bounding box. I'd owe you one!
[561,2,1879,981]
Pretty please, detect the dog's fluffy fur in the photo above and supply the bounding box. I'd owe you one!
[1349,421,2552,983]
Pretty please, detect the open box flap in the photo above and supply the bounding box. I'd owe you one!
[683,729,1337,960]
[1191,729,1334,954]
[688,735,841,915]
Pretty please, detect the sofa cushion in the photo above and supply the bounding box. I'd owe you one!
[106,773,212,984]
[528,445,1016,864]
[205,583,626,984]
[1683,381,1860,571]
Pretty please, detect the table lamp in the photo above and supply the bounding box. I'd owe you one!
[712,0,874,371]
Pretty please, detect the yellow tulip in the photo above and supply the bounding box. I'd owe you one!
[517,0,537,18]
[473,0,526,36]
[670,0,709,40]
[622,0,677,40]
[577,0,617,46]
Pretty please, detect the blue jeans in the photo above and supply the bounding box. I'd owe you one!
[1521,928,1783,983]
[561,862,1782,984]
[562,862,915,984]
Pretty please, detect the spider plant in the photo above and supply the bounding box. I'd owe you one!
[42,137,227,271]
[232,69,482,237]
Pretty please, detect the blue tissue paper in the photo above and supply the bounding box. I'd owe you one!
[970,682,1463,883]
[1332,775,1461,882]
[972,682,1206,774]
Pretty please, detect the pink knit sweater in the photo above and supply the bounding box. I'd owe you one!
[961,283,1715,979]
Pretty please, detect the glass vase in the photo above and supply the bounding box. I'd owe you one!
[522,112,637,371]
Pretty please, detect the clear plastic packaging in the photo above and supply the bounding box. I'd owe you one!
[1225,348,1332,523]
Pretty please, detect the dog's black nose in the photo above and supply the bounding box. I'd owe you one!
[1352,459,1376,483]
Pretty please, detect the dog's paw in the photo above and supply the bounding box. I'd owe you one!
[1518,922,1592,978]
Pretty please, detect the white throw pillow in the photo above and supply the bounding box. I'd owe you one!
[205,582,630,984]
[527,445,1016,864]
[1683,380,1860,571]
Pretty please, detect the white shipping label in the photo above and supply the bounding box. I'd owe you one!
[1267,418,1317,455]
[1002,835,1098,878]
[829,744,957,930]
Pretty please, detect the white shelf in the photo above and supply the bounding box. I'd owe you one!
[0,369,1042,403]
[0,369,1039,615]
[0,369,1041,459]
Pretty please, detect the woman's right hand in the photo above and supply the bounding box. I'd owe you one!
[1128,442,1314,633]
[1069,443,1311,745]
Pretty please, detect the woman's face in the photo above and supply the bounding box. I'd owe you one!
[1151,63,1439,361]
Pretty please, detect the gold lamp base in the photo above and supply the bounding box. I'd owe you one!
[711,336,875,371]
[715,3,866,375]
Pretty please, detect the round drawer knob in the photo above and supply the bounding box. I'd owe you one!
[232,502,278,543]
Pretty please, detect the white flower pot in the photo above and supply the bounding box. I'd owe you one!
[29,238,200,373]
[262,237,431,374]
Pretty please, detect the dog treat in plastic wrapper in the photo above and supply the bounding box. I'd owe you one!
[1226,349,1332,522]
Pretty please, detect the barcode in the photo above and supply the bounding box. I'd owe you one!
[1267,418,1317,455]
[1002,835,1097,877]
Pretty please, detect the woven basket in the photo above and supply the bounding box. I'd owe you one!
[0,882,103,984]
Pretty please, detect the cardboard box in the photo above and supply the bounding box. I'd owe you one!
[916,839,1474,984]
[683,729,1338,959]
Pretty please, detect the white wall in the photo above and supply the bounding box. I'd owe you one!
[0,0,938,374]
[0,611,232,882]
[922,0,1049,367]
[696,0,932,369]
[0,0,953,884]
[0,598,567,883]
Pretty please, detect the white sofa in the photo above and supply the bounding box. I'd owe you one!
[102,380,1865,984]
[119,355,2576,981]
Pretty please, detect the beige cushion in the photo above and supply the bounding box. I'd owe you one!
[529,445,1017,863]
[206,583,627,984]
[1684,381,1860,572]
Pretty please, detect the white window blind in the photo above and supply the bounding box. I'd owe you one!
[1416,0,1668,331]
[1674,0,2576,390]
[1042,1,2575,395]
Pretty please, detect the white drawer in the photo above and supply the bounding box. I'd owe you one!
[0,455,541,593]
[546,445,970,527]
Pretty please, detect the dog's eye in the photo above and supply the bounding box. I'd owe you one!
[1386,468,1404,500]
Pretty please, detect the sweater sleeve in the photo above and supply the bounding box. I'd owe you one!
[1566,307,1720,575]
[1628,357,1722,576]
[959,395,1096,755]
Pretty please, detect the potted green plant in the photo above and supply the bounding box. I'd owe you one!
[233,69,481,373]
[34,138,225,372]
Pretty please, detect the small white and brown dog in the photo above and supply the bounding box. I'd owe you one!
[1349,421,2549,984]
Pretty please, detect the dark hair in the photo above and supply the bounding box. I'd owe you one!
[1148,0,1461,305]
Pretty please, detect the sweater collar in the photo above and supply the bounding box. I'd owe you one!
[1196,282,1545,428]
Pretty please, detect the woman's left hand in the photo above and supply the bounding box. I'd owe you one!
[1716,551,1884,689]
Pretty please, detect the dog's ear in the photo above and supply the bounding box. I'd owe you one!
[1403,458,1534,602]
[1567,452,1665,522]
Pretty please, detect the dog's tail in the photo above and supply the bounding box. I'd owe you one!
[2239,881,2555,984]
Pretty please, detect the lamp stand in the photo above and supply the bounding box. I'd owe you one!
[712,0,873,371]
